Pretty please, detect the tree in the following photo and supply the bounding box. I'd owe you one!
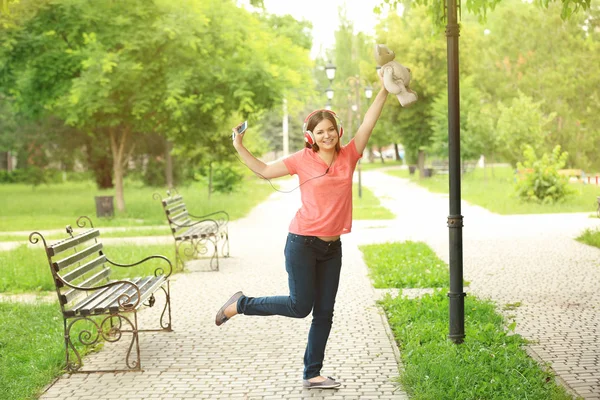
[381,0,592,27]
[0,0,313,210]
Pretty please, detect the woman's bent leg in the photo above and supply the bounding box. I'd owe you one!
[238,234,316,318]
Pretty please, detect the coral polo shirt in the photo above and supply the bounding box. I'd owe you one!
[283,139,362,237]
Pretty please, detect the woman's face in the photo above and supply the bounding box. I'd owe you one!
[312,118,338,151]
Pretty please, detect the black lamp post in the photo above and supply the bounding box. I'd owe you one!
[446,0,466,344]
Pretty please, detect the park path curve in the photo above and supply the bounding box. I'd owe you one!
[359,169,600,400]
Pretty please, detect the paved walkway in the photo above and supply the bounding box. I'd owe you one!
[39,177,408,400]
[32,169,600,399]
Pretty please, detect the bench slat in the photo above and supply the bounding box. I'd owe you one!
[60,268,111,304]
[170,211,189,223]
[176,224,214,240]
[63,285,116,318]
[61,255,107,283]
[166,203,186,215]
[79,277,147,315]
[49,229,100,257]
[53,243,103,271]
[162,195,183,206]
[78,276,166,315]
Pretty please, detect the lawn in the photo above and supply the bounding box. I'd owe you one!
[386,165,600,214]
[353,183,394,220]
[0,177,274,232]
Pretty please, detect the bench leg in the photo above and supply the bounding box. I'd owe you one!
[175,237,219,271]
[221,230,230,258]
[140,283,173,332]
[64,312,141,373]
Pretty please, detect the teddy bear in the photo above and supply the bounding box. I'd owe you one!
[375,44,418,107]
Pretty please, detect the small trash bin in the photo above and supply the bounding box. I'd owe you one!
[409,165,416,175]
[423,168,433,178]
[95,196,114,218]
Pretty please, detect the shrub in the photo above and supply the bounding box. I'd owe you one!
[195,161,244,193]
[515,145,574,204]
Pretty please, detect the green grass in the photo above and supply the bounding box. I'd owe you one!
[0,178,273,232]
[386,165,600,214]
[0,302,72,400]
[361,241,575,400]
[353,183,395,220]
[0,243,176,294]
[576,228,600,249]
[381,291,574,400]
[360,241,450,288]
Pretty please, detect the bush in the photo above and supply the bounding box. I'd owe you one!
[515,145,574,204]
[195,161,244,193]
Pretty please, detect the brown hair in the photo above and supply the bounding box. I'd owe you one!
[304,110,342,153]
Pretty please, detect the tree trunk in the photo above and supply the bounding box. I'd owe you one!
[378,146,385,163]
[368,146,375,162]
[109,126,133,213]
[417,149,426,178]
[85,137,113,189]
[394,143,401,162]
[165,139,173,189]
[208,162,213,199]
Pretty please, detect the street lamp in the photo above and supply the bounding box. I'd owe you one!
[325,86,334,101]
[325,61,336,83]
[364,85,373,100]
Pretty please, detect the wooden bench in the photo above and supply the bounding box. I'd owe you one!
[29,216,173,373]
[154,189,229,271]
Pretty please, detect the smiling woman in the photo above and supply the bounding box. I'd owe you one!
[217,72,392,388]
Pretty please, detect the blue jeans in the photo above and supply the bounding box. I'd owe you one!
[237,233,343,379]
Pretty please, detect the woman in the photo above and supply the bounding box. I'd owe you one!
[216,74,390,389]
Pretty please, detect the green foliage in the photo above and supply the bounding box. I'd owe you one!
[195,161,245,194]
[576,227,600,249]
[515,145,573,204]
[381,0,590,27]
[496,91,556,167]
[429,76,497,161]
[360,241,450,288]
[380,290,573,399]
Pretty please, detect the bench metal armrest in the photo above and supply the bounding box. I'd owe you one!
[105,254,173,279]
[188,210,229,225]
[170,217,219,232]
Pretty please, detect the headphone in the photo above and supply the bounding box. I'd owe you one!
[303,109,344,147]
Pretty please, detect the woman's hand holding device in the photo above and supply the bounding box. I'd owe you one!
[231,121,248,141]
